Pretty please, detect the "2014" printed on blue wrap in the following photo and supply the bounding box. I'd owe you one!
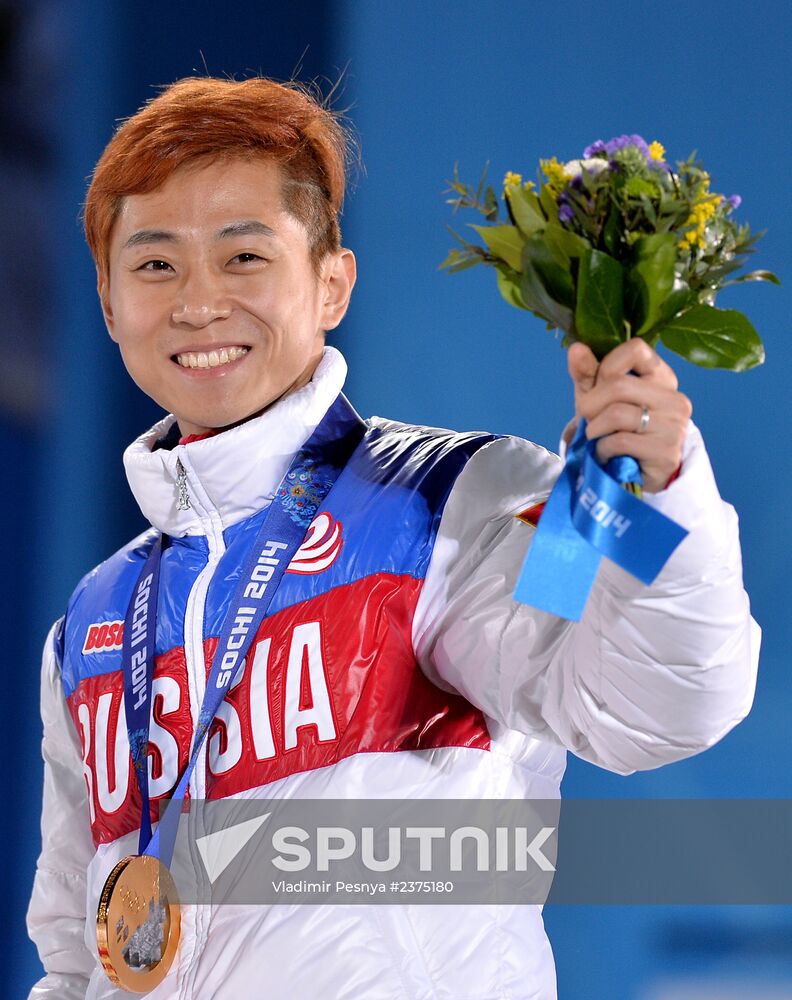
[513,420,688,622]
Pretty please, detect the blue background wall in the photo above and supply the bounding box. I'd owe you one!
[5,1,791,996]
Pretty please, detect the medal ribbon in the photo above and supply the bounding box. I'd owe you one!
[121,393,366,863]
[513,419,688,621]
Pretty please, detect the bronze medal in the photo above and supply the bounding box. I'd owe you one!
[96,854,181,994]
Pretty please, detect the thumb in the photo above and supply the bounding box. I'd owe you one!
[567,342,599,393]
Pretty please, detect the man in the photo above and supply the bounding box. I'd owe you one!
[27,76,758,999]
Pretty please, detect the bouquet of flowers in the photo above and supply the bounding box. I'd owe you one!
[441,135,776,369]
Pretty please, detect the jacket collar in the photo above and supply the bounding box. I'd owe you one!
[123,346,349,537]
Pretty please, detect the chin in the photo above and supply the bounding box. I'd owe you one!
[176,402,269,437]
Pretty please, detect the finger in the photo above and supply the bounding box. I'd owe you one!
[578,378,691,424]
[561,416,579,450]
[587,407,686,448]
[595,429,679,463]
[597,339,678,388]
[567,342,599,393]
[586,398,691,444]
[586,402,652,440]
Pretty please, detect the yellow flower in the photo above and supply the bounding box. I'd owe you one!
[503,170,523,190]
[681,189,724,251]
[680,227,704,250]
[649,140,665,161]
[541,157,567,189]
[522,180,535,191]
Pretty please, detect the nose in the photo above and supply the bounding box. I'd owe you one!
[171,270,232,327]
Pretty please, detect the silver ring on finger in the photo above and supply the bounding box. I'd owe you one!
[637,405,650,434]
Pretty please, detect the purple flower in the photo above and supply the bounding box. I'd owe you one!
[558,202,575,223]
[583,134,651,160]
[726,194,742,211]
[583,139,607,157]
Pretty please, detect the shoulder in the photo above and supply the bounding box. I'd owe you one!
[366,414,494,456]
[356,415,500,505]
[360,416,561,516]
[448,433,562,519]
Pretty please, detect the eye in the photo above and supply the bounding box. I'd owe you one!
[229,252,266,265]
[137,259,173,272]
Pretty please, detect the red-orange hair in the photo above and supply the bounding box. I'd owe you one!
[84,76,353,280]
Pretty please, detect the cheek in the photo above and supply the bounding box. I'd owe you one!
[246,272,321,326]
[114,300,171,358]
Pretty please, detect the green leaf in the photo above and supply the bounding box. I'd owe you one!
[519,249,574,331]
[624,233,677,336]
[482,185,499,222]
[438,248,485,273]
[538,184,559,223]
[475,161,491,203]
[471,223,524,272]
[726,269,781,286]
[445,223,485,252]
[574,248,625,357]
[523,234,575,308]
[543,223,591,268]
[505,185,546,236]
[700,260,745,283]
[638,193,657,226]
[602,204,622,256]
[654,282,695,328]
[625,176,659,199]
[496,265,528,310]
[659,305,765,371]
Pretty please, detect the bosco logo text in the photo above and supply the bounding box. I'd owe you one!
[83,620,125,654]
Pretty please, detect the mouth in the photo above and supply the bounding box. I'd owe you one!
[172,345,250,370]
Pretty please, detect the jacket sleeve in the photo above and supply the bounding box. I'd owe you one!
[27,619,96,999]
[412,423,760,775]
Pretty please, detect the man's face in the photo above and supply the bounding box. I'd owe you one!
[100,157,355,437]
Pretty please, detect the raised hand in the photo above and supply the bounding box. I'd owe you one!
[567,339,692,493]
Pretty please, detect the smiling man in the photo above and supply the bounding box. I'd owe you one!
[102,157,355,438]
[27,77,758,1000]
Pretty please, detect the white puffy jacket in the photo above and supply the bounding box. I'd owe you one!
[27,347,759,1000]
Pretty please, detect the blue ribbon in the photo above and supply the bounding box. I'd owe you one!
[121,535,164,853]
[513,420,688,621]
[121,393,366,865]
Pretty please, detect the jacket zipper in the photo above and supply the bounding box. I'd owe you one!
[175,457,192,511]
[172,448,226,997]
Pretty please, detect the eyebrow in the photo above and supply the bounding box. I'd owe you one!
[122,220,278,249]
[123,229,178,249]
[216,220,277,240]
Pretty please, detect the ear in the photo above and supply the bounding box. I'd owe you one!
[97,270,118,342]
[319,248,357,332]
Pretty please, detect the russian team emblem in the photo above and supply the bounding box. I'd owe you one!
[287,512,343,575]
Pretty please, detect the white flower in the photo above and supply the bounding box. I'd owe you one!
[562,158,610,179]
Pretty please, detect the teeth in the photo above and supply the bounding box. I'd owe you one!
[175,346,249,369]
